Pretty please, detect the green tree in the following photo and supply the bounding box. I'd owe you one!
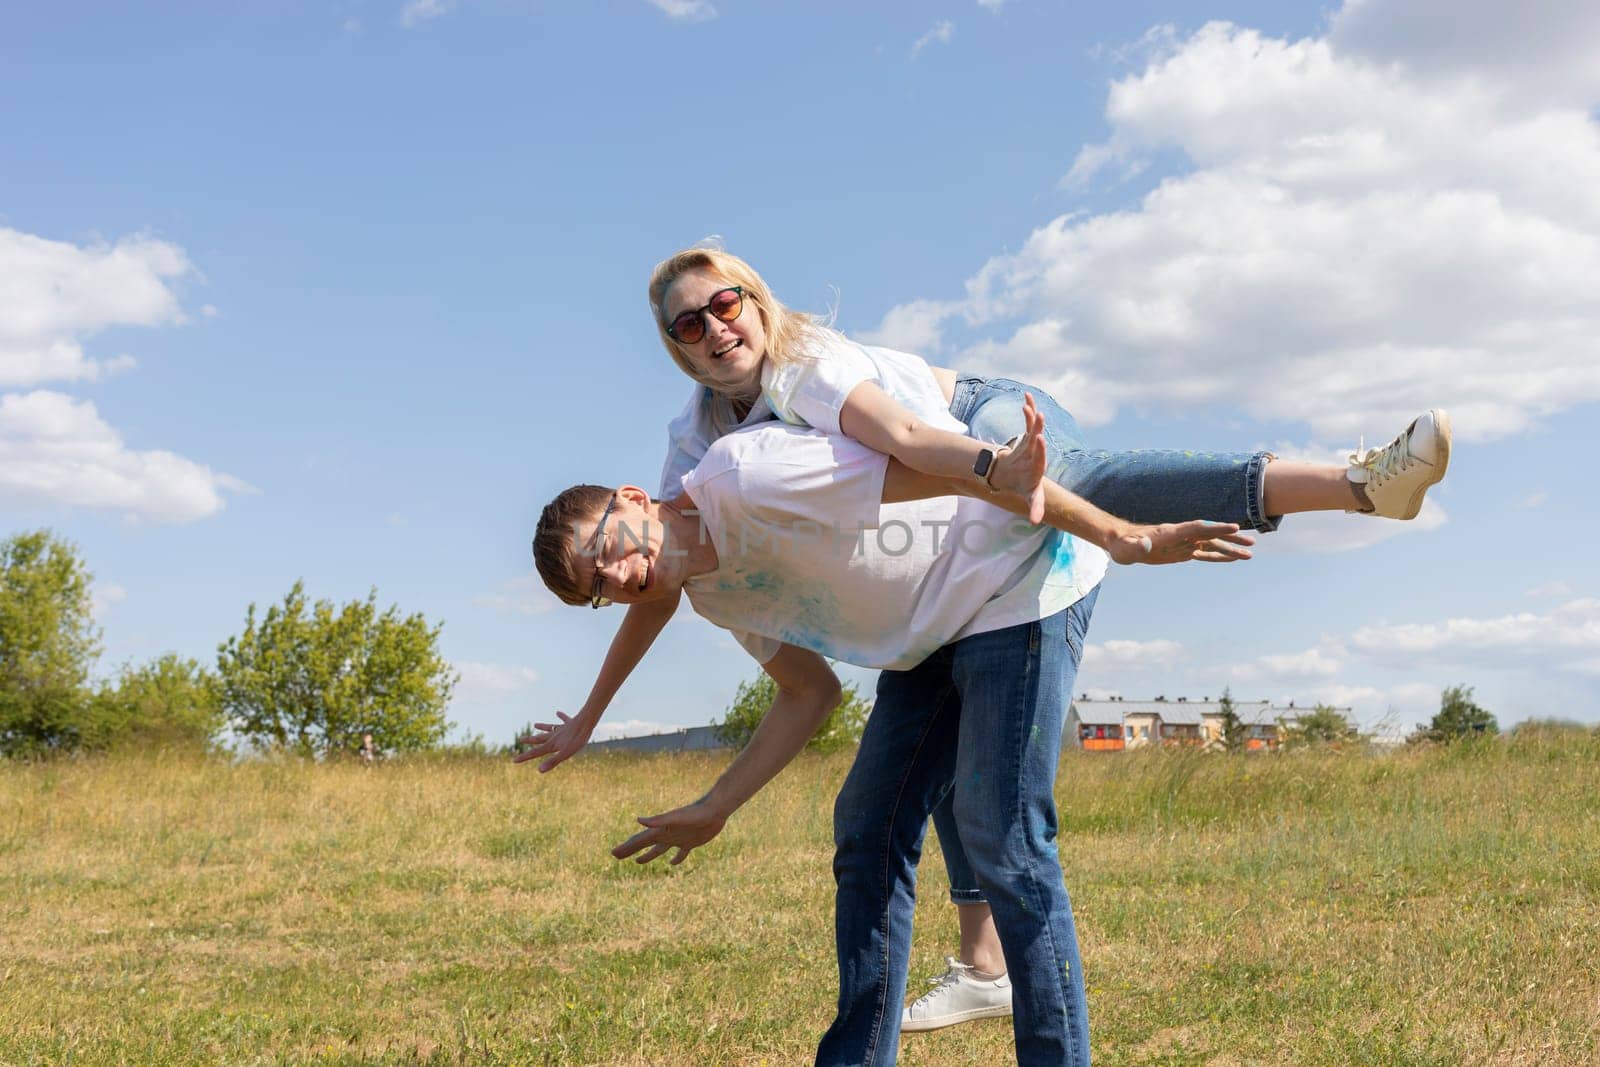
[1414,684,1497,742]
[92,654,225,751]
[216,580,457,756]
[1216,687,1249,752]
[713,670,871,754]
[1282,704,1358,747]
[0,530,102,756]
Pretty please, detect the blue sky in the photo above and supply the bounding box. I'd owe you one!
[4,0,1598,744]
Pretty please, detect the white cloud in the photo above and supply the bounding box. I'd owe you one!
[1329,0,1600,108]
[1527,581,1574,598]
[454,660,540,700]
[1516,490,1548,510]
[1258,496,1447,555]
[1232,646,1344,681]
[911,20,954,59]
[977,0,1004,11]
[472,574,556,616]
[91,581,127,622]
[1349,598,1600,671]
[646,0,716,21]
[1082,637,1186,669]
[0,391,247,523]
[0,228,191,388]
[868,6,1600,444]
[857,299,957,354]
[399,0,454,28]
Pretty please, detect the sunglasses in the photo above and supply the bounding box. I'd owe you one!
[664,286,744,345]
[588,493,619,609]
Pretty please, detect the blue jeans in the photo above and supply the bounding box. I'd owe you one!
[819,590,1099,1067]
[932,376,1276,906]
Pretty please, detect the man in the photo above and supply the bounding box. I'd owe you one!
[530,397,1252,1065]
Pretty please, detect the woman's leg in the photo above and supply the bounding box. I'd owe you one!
[952,375,1448,528]
[928,794,1000,968]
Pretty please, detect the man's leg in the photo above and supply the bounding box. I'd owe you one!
[947,588,1099,1067]
[817,650,961,1067]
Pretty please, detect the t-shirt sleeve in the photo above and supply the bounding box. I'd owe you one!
[761,337,879,436]
[730,628,781,664]
[657,386,713,500]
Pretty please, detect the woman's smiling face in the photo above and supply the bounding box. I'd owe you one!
[660,267,767,394]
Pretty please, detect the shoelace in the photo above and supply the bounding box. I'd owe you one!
[910,958,982,1010]
[1349,430,1415,487]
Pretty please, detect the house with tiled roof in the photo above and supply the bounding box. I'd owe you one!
[1067,696,1353,751]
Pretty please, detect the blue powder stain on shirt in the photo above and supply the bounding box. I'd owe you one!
[1046,530,1077,579]
[743,572,779,593]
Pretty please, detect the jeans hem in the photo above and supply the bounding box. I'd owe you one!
[1246,451,1283,533]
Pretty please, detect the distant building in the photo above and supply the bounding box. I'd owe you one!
[586,725,726,754]
[1067,696,1353,751]
[1070,700,1127,751]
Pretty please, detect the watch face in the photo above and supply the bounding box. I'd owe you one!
[974,448,996,477]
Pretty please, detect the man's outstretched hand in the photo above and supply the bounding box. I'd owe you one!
[514,709,596,773]
[1109,520,1256,565]
[611,798,728,867]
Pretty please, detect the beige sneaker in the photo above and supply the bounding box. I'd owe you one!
[1347,409,1452,520]
[901,957,1012,1033]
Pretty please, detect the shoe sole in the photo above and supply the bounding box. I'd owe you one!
[1397,408,1452,520]
[901,1003,1013,1033]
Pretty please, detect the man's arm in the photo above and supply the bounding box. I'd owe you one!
[515,591,681,772]
[611,643,842,866]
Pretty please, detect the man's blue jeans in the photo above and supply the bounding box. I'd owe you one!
[934,375,1276,907]
[818,376,1278,1066]
[818,589,1099,1067]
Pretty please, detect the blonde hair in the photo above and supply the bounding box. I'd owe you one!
[648,246,821,435]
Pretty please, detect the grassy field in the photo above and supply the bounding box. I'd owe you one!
[3,734,1599,1065]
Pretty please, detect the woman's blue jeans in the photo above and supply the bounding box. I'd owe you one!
[933,376,1276,906]
[818,376,1275,1066]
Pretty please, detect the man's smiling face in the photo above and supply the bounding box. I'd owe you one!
[580,486,681,608]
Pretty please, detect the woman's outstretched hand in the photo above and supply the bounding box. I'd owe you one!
[1110,520,1256,565]
[514,708,598,773]
[986,392,1048,524]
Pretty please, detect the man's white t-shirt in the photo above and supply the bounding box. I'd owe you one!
[761,331,963,438]
[680,423,1107,672]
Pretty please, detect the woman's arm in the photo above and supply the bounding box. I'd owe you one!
[514,590,681,772]
[880,396,1256,565]
[838,380,1048,522]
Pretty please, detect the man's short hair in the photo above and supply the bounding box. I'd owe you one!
[533,484,615,606]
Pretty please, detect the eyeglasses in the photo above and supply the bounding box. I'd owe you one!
[588,493,619,609]
[664,286,744,345]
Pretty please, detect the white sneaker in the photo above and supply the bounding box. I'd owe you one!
[901,957,1013,1033]
[1347,409,1452,520]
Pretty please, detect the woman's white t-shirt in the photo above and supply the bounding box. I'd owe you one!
[761,331,965,438]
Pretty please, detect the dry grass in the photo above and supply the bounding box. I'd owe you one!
[2,734,1598,1064]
